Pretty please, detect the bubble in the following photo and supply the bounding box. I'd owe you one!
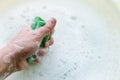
[70,16,77,20]
[63,73,67,76]
[8,17,14,20]
[81,25,85,28]
[42,6,47,9]
[3,54,11,63]
[98,56,101,59]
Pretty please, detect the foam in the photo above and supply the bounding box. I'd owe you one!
[0,0,119,80]
[3,54,11,64]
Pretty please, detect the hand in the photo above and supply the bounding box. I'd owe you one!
[6,18,56,71]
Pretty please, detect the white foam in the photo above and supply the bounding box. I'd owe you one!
[0,0,119,80]
[3,54,11,64]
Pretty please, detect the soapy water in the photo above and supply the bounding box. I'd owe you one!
[0,0,119,80]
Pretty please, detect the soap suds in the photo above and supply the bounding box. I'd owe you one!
[42,6,47,9]
[3,54,11,64]
[0,0,119,80]
[70,16,77,20]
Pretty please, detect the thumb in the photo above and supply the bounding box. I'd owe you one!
[36,18,56,40]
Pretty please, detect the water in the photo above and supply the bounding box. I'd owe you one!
[0,0,119,80]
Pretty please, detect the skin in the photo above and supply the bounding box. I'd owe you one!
[0,18,56,79]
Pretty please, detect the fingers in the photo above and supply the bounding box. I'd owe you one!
[36,36,54,57]
[30,37,54,63]
[45,37,54,47]
[33,36,54,63]
[37,48,49,56]
[33,57,41,63]
[33,48,48,63]
[36,18,56,41]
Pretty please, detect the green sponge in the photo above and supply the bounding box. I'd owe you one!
[27,17,50,63]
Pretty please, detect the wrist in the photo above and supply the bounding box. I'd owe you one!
[0,45,17,79]
[0,45,15,64]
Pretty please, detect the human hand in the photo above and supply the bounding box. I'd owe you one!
[6,18,56,71]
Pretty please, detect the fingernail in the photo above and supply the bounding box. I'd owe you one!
[48,18,54,26]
